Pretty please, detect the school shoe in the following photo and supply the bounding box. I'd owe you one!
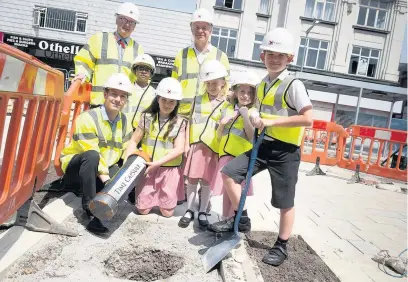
[178,209,194,228]
[207,216,251,233]
[262,243,288,266]
[198,212,209,227]
[86,217,109,235]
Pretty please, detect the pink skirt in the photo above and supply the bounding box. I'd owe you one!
[136,166,183,210]
[210,155,254,218]
[183,142,218,184]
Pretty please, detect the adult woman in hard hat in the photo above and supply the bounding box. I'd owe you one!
[73,2,144,108]
[124,77,186,218]
[179,60,229,228]
[171,8,230,117]
[210,71,260,219]
[122,54,156,129]
[61,73,134,234]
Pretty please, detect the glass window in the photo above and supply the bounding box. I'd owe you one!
[348,46,381,78]
[215,0,243,10]
[252,34,264,61]
[304,0,337,22]
[211,27,238,58]
[357,0,389,29]
[258,0,270,14]
[296,38,329,70]
[33,6,87,33]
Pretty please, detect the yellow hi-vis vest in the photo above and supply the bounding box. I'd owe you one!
[74,32,144,105]
[122,84,156,129]
[171,46,230,116]
[257,75,304,146]
[218,103,256,157]
[141,114,186,167]
[60,108,133,175]
[189,93,224,153]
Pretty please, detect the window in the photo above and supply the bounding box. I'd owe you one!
[296,38,329,70]
[348,46,380,77]
[258,0,270,14]
[252,34,264,61]
[211,27,237,58]
[357,0,388,29]
[33,7,88,33]
[215,0,243,10]
[304,0,336,22]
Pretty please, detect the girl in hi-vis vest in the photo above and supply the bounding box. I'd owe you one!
[211,71,260,219]
[124,77,186,218]
[179,60,229,228]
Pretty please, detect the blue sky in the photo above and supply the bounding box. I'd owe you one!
[131,0,407,63]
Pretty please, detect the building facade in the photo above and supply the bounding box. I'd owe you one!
[198,0,407,129]
[0,0,193,89]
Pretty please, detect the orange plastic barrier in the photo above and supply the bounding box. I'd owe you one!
[338,125,407,181]
[0,43,64,224]
[53,80,91,176]
[301,120,349,166]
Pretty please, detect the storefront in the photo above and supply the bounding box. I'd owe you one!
[0,32,175,90]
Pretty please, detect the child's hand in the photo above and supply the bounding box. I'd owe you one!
[145,161,160,175]
[220,116,233,125]
[238,107,248,116]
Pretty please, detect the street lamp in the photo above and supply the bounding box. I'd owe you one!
[300,19,320,73]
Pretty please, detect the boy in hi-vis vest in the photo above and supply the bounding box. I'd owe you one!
[207,28,313,267]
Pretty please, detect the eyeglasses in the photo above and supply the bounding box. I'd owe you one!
[135,66,153,73]
[118,16,136,27]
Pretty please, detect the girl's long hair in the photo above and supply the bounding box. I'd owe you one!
[143,96,180,139]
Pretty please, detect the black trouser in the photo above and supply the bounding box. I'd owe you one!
[63,150,120,210]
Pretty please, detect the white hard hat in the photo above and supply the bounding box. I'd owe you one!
[200,60,228,82]
[156,77,183,101]
[260,28,295,55]
[104,73,133,94]
[132,54,156,74]
[116,2,140,23]
[231,71,260,88]
[191,8,213,25]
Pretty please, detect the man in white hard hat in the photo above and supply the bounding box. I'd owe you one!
[172,8,230,117]
[172,7,231,206]
[73,2,144,108]
[208,28,313,267]
[61,73,134,235]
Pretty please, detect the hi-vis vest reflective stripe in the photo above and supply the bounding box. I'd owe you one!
[172,47,230,116]
[219,104,256,157]
[74,32,144,105]
[189,93,224,153]
[60,108,133,174]
[141,114,185,167]
[121,85,155,129]
[257,75,304,146]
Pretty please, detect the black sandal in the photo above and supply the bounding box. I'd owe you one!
[198,212,210,227]
[178,209,194,228]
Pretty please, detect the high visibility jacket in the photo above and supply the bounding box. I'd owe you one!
[257,74,304,146]
[122,84,156,129]
[60,108,133,175]
[74,32,144,105]
[218,103,257,157]
[189,93,224,153]
[171,46,230,116]
[141,114,186,167]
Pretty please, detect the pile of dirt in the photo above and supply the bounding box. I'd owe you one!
[245,231,340,282]
[104,245,184,281]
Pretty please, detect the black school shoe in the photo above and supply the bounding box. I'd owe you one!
[262,243,288,266]
[198,212,209,227]
[86,217,109,235]
[178,209,194,228]
[207,216,251,233]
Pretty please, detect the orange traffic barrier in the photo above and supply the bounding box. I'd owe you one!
[338,125,407,181]
[301,120,349,166]
[0,43,64,224]
[53,80,91,176]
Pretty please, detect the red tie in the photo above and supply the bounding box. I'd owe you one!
[119,40,126,49]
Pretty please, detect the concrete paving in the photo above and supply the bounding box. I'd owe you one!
[210,162,407,282]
